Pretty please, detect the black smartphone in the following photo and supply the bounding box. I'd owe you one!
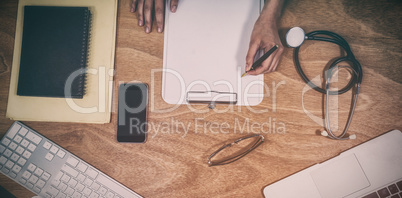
[117,83,148,143]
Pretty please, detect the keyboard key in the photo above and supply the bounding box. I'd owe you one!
[22,150,32,159]
[27,163,36,172]
[22,170,31,180]
[55,192,66,198]
[10,153,20,162]
[390,195,399,198]
[13,135,23,144]
[1,138,11,147]
[33,187,41,194]
[34,167,44,176]
[99,186,107,195]
[89,191,100,198]
[84,177,94,186]
[76,183,85,192]
[3,149,12,157]
[65,187,74,196]
[42,172,51,181]
[61,164,79,177]
[17,158,26,166]
[47,186,59,196]
[86,168,99,179]
[68,178,78,188]
[28,175,39,184]
[106,191,115,198]
[5,160,14,169]
[389,184,399,194]
[66,156,79,167]
[15,146,24,155]
[61,174,71,183]
[91,182,100,191]
[57,150,66,158]
[26,182,34,189]
[96,174,139,198]
[72,191,82,198]
[1,138,11,146]
[77,162,88,172]
[9,172,17,178]
[51,172,63,186]
[7,124,21,139]
[27,143,37,152]
[378,187,391,198]
[45,153,54,161]
[0,156,7,165]
[20,139,29,148]
[9,142,18,150]
[50,145,59,154]
[77,173,86,183]
[0,145,5,153]
[36,179,46,188]
[19,177,27,184]
[397,180,402,191]
[43,141,52,150]
[58,182,68,192]
[83,187,92,196]
[18,127,28,136]
[12,164,21,173]
[26,131,42,145]
[1,167,10,173]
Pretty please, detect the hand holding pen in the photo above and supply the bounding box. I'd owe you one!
[242,44,279,77]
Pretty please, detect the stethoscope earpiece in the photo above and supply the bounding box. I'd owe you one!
[286,27,306,48]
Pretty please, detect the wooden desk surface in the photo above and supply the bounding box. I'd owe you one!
[0,0,401,197]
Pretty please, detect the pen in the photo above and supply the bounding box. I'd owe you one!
[241,44,279,77]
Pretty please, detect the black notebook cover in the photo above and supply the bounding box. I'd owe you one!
[17,6,91,98]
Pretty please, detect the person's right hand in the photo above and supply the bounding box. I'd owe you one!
[245,18,284,75]
[130,0,179,33]
[245,0,285,75]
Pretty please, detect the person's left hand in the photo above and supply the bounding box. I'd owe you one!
[130,0,179,33]
[245,17,284,75]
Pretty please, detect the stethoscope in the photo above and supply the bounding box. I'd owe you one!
[285,27,363,140]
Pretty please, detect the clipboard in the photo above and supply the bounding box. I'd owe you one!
[162,0,265,106]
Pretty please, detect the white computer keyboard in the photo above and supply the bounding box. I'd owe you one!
[0,121,142,198]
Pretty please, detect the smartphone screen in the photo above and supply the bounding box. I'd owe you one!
[117,83,148,143]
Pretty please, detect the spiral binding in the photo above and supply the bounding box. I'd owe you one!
[78,8,92,97]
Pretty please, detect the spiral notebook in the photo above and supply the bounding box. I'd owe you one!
[6,0,118,123]
[17,6,91,98]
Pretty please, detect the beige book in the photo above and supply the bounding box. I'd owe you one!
[6,0,118,123]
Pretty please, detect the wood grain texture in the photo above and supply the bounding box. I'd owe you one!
[0,0,401,197]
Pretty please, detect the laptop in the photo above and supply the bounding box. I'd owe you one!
[263,130,402,198]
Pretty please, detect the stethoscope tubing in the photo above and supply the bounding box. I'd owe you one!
[293,30,363,140]
[294,31,362,95]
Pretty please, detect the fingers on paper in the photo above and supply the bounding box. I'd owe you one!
[143,0,153,33]
[246,44,283,75]
[155,0,164,32]
[136,0,145,26]
[133,0,178,33]
[170,0,179,12]
[130,0,138,12]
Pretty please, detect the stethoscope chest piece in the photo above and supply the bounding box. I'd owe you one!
[286,27,306,48]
